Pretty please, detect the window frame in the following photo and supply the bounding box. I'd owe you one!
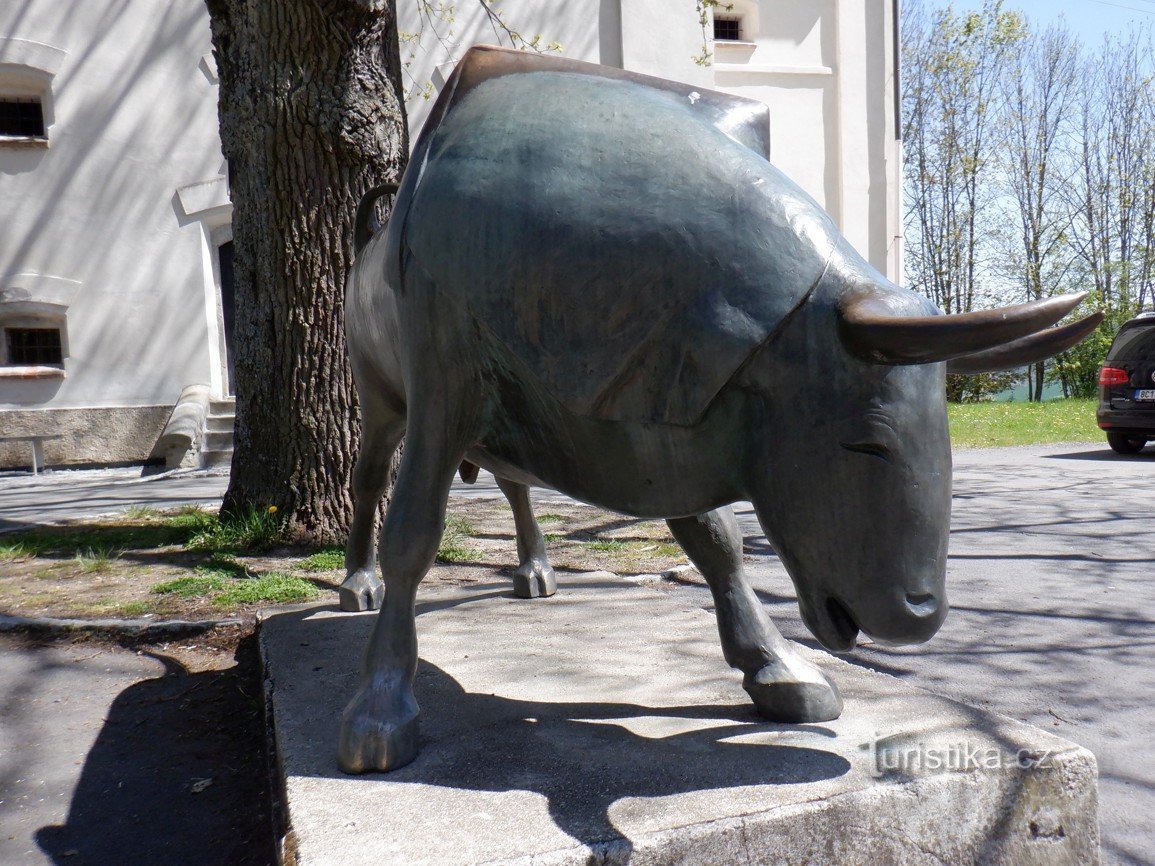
[713,16,744,43]
[0,305,68,378]
[4,326,63,366]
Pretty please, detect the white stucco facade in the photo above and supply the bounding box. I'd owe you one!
[401,0,902,279]
[0,0,898,468]
[0,0,229,467]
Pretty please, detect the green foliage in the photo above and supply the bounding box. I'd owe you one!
[693,0,735,66]
[211,573,319,607]
[947,398,1098,447]
[299,547,344,572]
[945,370,1019,403]
[186,505,286,553]
[1049,294,1137,398]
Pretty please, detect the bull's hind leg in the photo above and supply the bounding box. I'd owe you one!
[340,396,405,612]
[338,415,470,773]
[667,508,843,723]
[494,475,557,598]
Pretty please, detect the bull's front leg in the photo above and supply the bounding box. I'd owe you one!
[338,421,468,773]
[666,508,843,723]
[494,475,556,598]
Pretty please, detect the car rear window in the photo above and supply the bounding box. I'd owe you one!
[1108,323,1155,366]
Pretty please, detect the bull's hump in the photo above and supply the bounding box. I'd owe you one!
[403,68,839,427]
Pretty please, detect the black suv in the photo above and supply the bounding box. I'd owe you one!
[1097,312,1155,453]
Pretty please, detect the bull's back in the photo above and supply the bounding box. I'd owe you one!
[398,70,840,427]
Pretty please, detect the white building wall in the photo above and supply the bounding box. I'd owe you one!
[0,0,226,466]
[400,0,900,281]
[0,0,897,468]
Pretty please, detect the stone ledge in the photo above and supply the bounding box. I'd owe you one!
[261,572,1099,865]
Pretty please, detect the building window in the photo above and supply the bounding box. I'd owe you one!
[714,17,743,42]
[0,97,45,138]
[5,327,62,365]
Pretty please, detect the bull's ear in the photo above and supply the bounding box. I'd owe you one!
[946,312,1104,374]
[838,291,1088,365]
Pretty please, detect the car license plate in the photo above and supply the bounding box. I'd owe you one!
[1136,390,1155,401]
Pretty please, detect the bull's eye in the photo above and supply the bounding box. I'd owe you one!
[841,441,892,463]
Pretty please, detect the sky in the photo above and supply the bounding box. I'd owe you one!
[945,0,1155,43]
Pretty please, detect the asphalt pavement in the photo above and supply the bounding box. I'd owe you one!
[0,467,229,534]
[1,442,1153,864]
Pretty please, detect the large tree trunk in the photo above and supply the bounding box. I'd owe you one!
[206,0,407,543]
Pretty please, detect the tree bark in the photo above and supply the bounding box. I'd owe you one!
[205,0,407,543]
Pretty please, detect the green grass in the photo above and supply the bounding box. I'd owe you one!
[948,398,1099,448]
[121,505,159,520]
[436,515,476,563]
[0,507,219,559]
[186,505,285,553]
[211,573,319,606]
[151,573,229,598]
[74,546,120,574]
[536,514,566,524]
[584,539,629,553]
[0,506,283,563]
[0,540,32,562]
[299,547,344,572]
[118,600,155,616]
[151,568,318,607]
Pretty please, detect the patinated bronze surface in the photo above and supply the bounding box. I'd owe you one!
[337,46,1100,774]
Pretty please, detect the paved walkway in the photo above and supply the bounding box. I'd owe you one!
[0,467,228,534]
[1,442,1152,864]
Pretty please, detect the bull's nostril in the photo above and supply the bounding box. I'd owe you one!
[905,592,937,614]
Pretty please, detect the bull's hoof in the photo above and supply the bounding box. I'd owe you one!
[337,677,420,774]
[512,561,557,599]
[339,570,384,611]
[743,658,843,723]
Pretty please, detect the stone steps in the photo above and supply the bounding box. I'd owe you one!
[200,397,234,470]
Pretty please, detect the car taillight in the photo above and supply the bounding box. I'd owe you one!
[1099,366,1130,387]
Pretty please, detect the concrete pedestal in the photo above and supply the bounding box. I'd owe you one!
[261,572,1098,865]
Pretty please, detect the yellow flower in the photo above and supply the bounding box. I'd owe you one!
[268,505,278,514]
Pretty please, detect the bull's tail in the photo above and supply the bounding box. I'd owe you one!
[353,182,400,256]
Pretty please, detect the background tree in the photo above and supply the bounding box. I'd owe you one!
[903,1,1155,401]
[997,22,1078,400]
[1053,32,1155,397]
[902,0,1024,401]
[205,0,407,543]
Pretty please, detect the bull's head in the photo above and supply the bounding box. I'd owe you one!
[747,245,1101,653]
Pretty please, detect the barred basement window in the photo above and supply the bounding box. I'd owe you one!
[0,97,45,137]
[5,327,62,365]
[714,17,743,41]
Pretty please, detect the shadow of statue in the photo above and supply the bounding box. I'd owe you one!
[272,607,851,857]
[35,636,276,866]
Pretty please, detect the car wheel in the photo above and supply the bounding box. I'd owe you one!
[1107,431,1147,454]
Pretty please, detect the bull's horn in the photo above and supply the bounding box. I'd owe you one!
[946,312,1105,375]
[839,291,1089,364]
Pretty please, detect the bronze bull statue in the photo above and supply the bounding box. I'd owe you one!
[336,47,1101,773]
